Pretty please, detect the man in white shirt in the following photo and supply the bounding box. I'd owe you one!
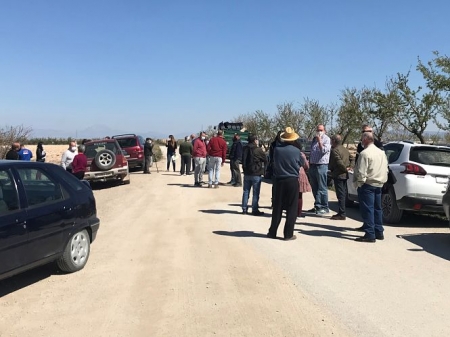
[353,132,388,242]
[61,141,78,173]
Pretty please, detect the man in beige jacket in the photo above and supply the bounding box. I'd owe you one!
[353,132,388,242]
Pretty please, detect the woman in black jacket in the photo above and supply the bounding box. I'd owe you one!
[36,142,46,162]
[165,135,178,172]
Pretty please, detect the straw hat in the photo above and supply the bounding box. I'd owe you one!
[280,127,299,142]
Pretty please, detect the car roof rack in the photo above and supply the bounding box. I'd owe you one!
[112,134,137,138]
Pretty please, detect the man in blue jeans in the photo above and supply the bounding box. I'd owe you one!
[241,135,267,215]
[353,132,388,242]
[307,124,331,215]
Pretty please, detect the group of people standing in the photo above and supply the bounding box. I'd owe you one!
[266,123,388,243]
[4,142,45,162]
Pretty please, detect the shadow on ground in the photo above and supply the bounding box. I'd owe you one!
[200,209,271,217]
[0,264,62,297]
[167,183,200,188]
[213,230,268,239]
[297,222,360,241]
[90,181,128,191]
[397,233,450,261]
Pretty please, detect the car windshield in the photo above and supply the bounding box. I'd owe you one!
[409,147,450,167]
[116,138,137,147]
[85,142,120,158]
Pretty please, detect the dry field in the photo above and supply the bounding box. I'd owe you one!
[24,144,72,165]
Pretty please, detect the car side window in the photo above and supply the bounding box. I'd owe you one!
[384,144,404,164]
[16,168,64,207]
[0,169,20,215]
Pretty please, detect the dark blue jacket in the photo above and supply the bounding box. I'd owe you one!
[230,140,243,161]
[273,142,303,179]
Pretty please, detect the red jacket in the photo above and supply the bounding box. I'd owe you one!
[72,153,87,173]
[192,138,207,158]
[207,136,227,162]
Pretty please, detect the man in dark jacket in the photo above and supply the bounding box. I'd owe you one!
[268,127,303,241]
[241,134,267,215]
[179,136,193,175]
[329,135,351,220]
[143,138,153,174]
[230,133,243,187]
[5,143,20,160]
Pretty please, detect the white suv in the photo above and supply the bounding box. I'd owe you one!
[347,141,450,223]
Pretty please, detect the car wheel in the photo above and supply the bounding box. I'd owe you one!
[57,229,90,273]
[382,187,403,224]
[95,149,116,170]
[345,190,354,207]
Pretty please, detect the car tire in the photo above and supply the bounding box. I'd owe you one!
[345,190,354,207]
[57,229,91,273]
[95,149,116,170]
[382,187,403,224]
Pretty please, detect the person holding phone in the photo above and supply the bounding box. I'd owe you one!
[165,135,177,172]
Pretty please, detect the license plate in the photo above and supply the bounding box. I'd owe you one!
[436,176,448,184]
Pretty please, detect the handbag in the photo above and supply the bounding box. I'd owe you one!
[172,154,177,162]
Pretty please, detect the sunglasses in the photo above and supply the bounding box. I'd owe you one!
[362,130,373,133]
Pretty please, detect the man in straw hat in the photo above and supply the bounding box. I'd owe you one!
[267,127,304,241]
[307,124,331,215]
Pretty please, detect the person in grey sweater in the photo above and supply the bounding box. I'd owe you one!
[267,127,304,241]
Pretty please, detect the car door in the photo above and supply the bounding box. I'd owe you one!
[0,168,28,276]
[15,167,75,263]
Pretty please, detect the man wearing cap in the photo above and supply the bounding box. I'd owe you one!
[267,127,303,241]
[307,124,331,215]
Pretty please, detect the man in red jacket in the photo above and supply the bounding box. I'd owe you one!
[193,132,207,187]
[206,130,227,188]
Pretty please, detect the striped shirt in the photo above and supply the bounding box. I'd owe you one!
[309,134,331,164]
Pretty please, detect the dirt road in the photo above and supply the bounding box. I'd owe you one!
[1,162,450,337]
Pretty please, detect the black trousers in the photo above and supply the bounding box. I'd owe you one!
[333,178,347,216]
[143,155,152,173]
[268,177,299,239]
[180,154,192,175]
[73,171,85,180]
[231,160,242,185]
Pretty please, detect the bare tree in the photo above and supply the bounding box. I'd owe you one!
[300,98,331,139]
[333,88,366,145]
[273,102,305,136]
[0,125,33,159]
[417,52,450,130]
[391,71,442,143]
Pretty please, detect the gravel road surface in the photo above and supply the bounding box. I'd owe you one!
[1,163,449,337]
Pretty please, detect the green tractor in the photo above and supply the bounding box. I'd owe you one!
[215,121,249,159]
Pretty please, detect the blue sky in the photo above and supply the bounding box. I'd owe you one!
[0,0,449,137]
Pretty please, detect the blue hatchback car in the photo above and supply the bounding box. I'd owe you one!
[0,161,100,280]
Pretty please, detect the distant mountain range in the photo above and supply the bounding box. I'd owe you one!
[30,125,192,140]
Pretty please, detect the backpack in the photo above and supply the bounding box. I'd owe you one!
[243,145,262,175]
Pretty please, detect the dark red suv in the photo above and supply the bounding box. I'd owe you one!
[83,139,130,185]
[112,134,145,169]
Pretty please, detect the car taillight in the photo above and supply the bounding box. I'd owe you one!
[400,162,427,175]
[122,157,127,165]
